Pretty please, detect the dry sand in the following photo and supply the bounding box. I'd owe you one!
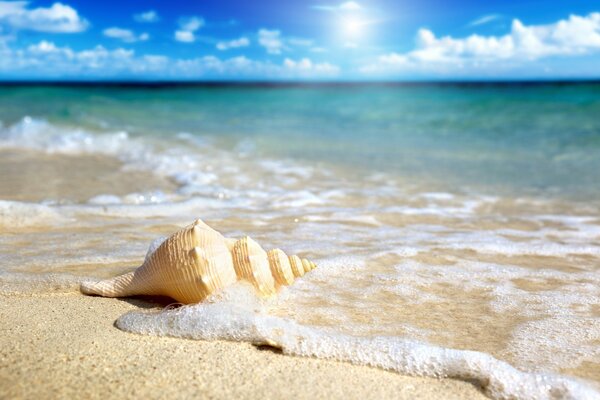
[0,292,488,400]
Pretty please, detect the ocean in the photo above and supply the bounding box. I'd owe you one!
[1,82,599,399]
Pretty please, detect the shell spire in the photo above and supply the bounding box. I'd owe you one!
[81,219,317,304]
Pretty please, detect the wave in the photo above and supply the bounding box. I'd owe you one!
[0,117,329,208]
[117,285,600,400]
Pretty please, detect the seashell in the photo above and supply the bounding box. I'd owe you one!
[80,219,316,304]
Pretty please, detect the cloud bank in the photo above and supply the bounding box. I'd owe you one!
[0,1,88,33]
[258,29,283,54]
[0,40,340,79]
[363,12,600,75]
[0,5,598,80]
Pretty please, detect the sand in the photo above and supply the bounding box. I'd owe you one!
[0,149,177,203]
[0,292,488,400]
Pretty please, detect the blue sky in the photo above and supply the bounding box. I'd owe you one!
[0,0,599,80]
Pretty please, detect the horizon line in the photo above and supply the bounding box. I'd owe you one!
[0,78,599,87]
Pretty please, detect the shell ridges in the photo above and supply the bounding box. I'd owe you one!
[80,219,316,303]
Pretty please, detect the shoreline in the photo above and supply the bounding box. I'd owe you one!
[0,292,487,400]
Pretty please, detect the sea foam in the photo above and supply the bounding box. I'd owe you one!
[0,117,324,209]
[117,285,600,400]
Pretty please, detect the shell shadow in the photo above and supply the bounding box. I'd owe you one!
[254,343,283,354]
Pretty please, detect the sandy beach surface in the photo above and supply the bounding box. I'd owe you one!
[0,292,487,400]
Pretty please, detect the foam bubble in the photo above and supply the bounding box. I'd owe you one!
[272,190,326,208]
[0,116,132,155]
[259,160,315,180]
[88,195,123,205]
[433,230,600,257]
[506,317,600,374]
[304,213,381,226]
[421,192,455,201]
[0,118,342,211]
[116,287,600,400]
[122,191,169,205]
[0,200,68,228]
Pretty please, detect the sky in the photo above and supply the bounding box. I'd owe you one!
[0,0,599,80]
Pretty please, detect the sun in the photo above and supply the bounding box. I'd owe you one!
[341,15,367,38]
[332,3,378,46]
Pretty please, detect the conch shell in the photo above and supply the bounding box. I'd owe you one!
[80,219,316,304]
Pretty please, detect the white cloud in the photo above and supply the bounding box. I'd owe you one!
[468,14,502,27]
[0,40,341,79]
[10,42,170,76]
[283,58,340,75]
[179,16,203,32]
[174,30,194,43]
[339,1,361,11]
[256,30,315,54]
[0,1,88,33]
[73,46,134,69]
[312,2,361,12]
[0,41,135,75]
[134,10,159,23]
[216,36,249,50]
[362,13,600,74]
[258,29,283,54]
[103,27,149,43]
[287,37,313,47]
[174,55,255,75]
[172,56,340,78]
[175,16,203,43]
[27,39,73,58]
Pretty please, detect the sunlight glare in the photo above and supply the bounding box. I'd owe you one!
[341,15,367,39]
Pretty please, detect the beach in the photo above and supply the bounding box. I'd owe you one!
[1,83,599,399]
[0,293,487,400]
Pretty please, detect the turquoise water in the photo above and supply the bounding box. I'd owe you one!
[1,82,599,198]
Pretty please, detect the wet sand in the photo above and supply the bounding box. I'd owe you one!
[0,149,177,203]
[0,293,487,400]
